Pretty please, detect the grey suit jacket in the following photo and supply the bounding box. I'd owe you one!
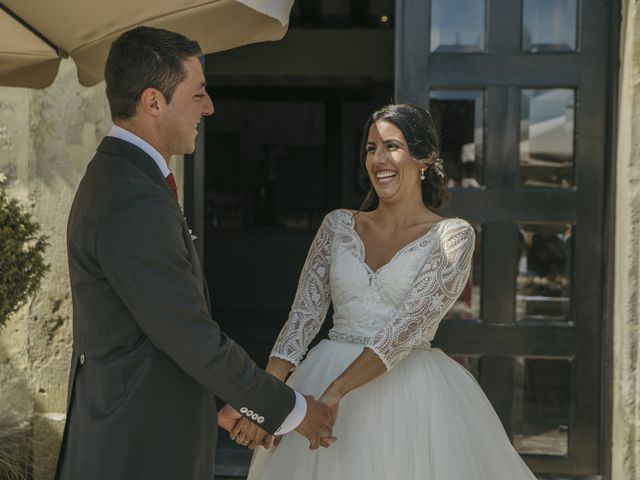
[55,137,295,480]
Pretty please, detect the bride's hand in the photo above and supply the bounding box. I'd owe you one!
[217,404,241,432]
[318,387,342,433]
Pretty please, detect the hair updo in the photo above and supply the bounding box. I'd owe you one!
[359,104,449,210]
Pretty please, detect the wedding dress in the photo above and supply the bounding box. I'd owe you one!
[247,209,536,480]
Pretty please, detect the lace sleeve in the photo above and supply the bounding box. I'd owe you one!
[367,220,475,370]
[270,211,339,366]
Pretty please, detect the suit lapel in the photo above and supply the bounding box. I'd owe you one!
[97,137,209,304]
[97,136,173,200]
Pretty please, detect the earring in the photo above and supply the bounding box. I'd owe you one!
[420,168,426,181]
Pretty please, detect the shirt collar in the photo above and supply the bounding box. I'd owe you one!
[107,125,171,178]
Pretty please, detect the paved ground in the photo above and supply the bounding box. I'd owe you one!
[215,430,252,479]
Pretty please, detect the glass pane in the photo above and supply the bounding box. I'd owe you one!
[516,223,572,323]
[431,0,485,52]
[520,89,575,188]
[523,0,578,52]
[430,90,484,188]
[513,357,572,456]
[446,222,482,321]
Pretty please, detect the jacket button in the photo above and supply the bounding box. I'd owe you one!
[257,416,265,424]
[240,407,248,414]
[79,354,86,365]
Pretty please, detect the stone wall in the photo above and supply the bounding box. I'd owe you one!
[613,1,640,480]
[0,58,183,479]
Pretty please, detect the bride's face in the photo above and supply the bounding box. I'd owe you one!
[365,120,423,203]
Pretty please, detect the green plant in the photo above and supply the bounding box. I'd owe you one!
[0,175,49,329]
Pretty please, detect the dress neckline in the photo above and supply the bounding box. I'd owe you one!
[341,209,451,275]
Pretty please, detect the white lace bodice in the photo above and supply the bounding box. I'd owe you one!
[270,209,475,370]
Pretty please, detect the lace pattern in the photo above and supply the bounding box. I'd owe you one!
[367,220,475,369]
[270,211,341,365]
[270,210,475,372]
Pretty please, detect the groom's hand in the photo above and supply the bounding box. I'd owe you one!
[217,404,242,432]
[230,417,272,450]
[295,395,336,450]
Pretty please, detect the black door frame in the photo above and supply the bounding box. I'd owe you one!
[601,1,622,479]
[395,0,619,476]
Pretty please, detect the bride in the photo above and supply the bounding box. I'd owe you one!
[231,104,536,479]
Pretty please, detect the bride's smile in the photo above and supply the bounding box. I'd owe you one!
[365,120,423,202]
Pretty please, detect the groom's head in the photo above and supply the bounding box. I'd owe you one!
[104,26,214,156]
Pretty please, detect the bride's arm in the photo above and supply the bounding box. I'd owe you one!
[265,357,296,382]
[223,213,338,449]
[319,348,386,411]
[320,220,475,408]
[269,211,338,368]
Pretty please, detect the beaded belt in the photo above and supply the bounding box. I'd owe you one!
[328,329,372,346]
[328,328,431,350]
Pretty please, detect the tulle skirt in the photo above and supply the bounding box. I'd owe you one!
[248,339,537,480]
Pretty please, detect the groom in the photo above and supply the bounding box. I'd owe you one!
[55,26,333,480]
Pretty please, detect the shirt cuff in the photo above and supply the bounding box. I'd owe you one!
[274,391,307,435]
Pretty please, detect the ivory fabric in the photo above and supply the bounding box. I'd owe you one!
[252,209,537,480]
[0,0,293,88]
[271,209,475,369]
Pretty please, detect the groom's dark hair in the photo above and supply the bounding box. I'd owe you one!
[105,26,202,120]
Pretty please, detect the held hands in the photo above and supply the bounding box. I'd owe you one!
[294,395,336,450]
[318,386,342,428]
[218,394,338,451]
[230,417,273,450]
[218,405,272,450]
[217,404,242,432]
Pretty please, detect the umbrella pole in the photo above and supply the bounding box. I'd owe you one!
[0,2,67,57]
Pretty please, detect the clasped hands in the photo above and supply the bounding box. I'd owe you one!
[218,389,341,451]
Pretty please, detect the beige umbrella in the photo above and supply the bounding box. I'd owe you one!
[0,0,293,88]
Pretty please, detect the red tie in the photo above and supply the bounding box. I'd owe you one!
[165,173,178,201]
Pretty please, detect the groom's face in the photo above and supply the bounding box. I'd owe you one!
[159,56,214,155]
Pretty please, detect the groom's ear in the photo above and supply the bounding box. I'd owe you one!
[139,87,162,117]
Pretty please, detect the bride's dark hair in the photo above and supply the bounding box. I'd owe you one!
[358,104,449,211]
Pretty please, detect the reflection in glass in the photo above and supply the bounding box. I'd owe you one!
[430,90,484,189]
[513,357,572,456]
[520,89,575,188]
[523,0,577,52]
[446,223,482,321]
[516,223,572,323]
[431,0,485,52]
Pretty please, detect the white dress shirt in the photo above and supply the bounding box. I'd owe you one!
[108,125,170,177]
[106,125,307,434]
